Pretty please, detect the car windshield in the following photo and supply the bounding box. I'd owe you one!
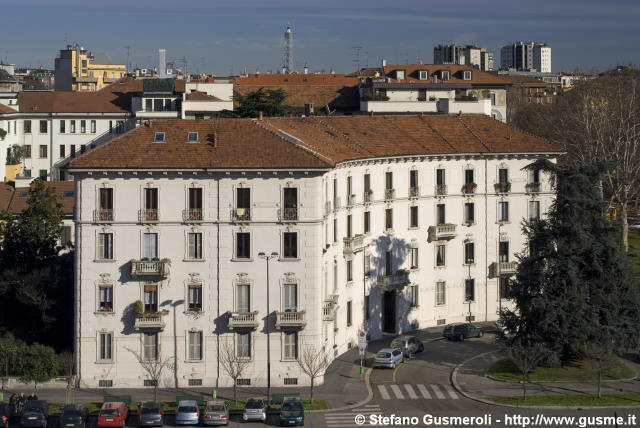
[23,409,43,416]
[178,406,198,413]
[206,405,225,412]
[390,339,403,347]
[100,409,119,417]
[377,351,391,358]
[141,407,160,414]
[63,410,82,417]
[245,401,263,409]
[282,402,303,411]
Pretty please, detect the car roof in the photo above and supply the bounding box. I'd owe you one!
[140,401,161,408]
[378,347,397,352]
[25,401,47,407]
[63,404,86,411]
[205,400,226,406]
[101,402,125,409]
[177,400,198,406]
[246,398,264,403]
[282,397,301,402]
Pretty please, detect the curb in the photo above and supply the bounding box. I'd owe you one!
[308,366,373,413]
[450,350,640,410]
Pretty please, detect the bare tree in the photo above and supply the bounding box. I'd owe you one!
[126,347,174,403]
[218,337,250,404]
[509,342,549,400]
[297,344,330,403]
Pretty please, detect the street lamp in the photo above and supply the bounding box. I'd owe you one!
[258,251,279,407]
[464,239,472,322]
[497,222,503,315]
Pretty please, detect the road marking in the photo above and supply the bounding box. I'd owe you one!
[404,384,418,399]
[391,361,404,382]
[417,383,432,399]
[390,384,405,399]
[443,384,459,399]
[377,384,391,400]
[430,384,446,399]
[324,406,383,428]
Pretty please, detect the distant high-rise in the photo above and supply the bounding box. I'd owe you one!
[283,26,293,73]
[500,42,551,72]
[158,49,167,78]
[433,44,494,71]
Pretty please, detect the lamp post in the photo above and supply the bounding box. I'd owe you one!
[258,251,279,407]
[497,222,503,315]
[465,239,472,322]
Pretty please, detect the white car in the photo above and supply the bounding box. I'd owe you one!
[375,347,403,368]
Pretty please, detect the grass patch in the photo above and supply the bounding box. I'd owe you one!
[628,229,640,278]
[488,356,634,382]
[485,393,640,407]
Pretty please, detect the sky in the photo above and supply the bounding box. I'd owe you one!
[2,0,639,75]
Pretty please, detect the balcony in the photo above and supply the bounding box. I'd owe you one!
[495,182,511,194]
[322,301,336,321]
[228,311,259,330]
[182,209,203,222]
[130,259,170,278]
[93,209,113,223]
[74,76,98,83]
[134,314,166,332]
[347,194,357,206]
[429,224,457,240]
[231,208,251,222]
[462,183,477,195]
[435,184,447,196]
[275,310,306,329]
[491,261,518,277]
[384,189,395,201]
[409,186,420,198]
[278,207,299,222]
[376,271,410,291]
[138,209,159,223]
[364,191,373,204]
[343,235,365,256]
[526,182,541,193]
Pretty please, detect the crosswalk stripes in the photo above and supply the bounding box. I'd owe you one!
[390,384,405,399]
[324,404,383,428]
[417,383,432,399]
[375,383,458,400]
[404,384,418,399]
[430,383,446,399]
[443,384,460,399]
[377,384,391,399]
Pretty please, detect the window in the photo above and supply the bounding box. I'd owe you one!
[91,120,96,133]
[346,260,353,282]
[464,241,475,264]
[188,232,203,260]
[188,331,203,360]
[529,200,540,221]
[70,145,76,156]
[419,70,428,80]
[364,254,371,276]
[61,226,72,247]
[236,284,250,312]
[463,70,472,80]
[97,233,113,260]
[491,93,497,105]
[436,168,445,187]
[143,188,158,220]
[283,283,297,311]
[528,168,540,184]
[187,132,198,142]
[411,247,419,269]
[500,277,512,299]
[188,379,202,386]
[154,99,164,111]
[99,333,113,361]
[236,232,250,259]
[116,120,124,134]
[283,332,298,359]
[143,233,158,259]
[385,208,393,230]
[498,168,509,184]
[70,120,76,133]
[346,214,352,238]
[465,169,474,185]
[332,178,337,208]
[346,301,352,326]
[188,187,203,220]
[59,145,66,158]
[436,281,446,305]
[363,211,370,233]
[188,283,202,311]
[385,171,393,190]
[59,120,65,133]
[441,70,450,80]
[143,333,158,361]
[236,187,250,210]
[385,251,392,276]
[283,187,298,216]
[80,120,86,133]
[24,120,31,133]
[39,170,47,180]
[410,206,418,228]
[80,144,86,153]
[283,232,297,258]
[23,145,31,159]
[437,204,446,224]
[164,99,172,110]
[499,241,509,263]
[144,284,158,313]
[333,218,337,243]
[410,285,419,307]
[498,201,509,222]
[153,132,165,143]
[464,202,475,223]
[23,169,31,178]
[364,173,371,201]
[465,279,475,301]
[236,333,251,358]
[81,60,87,68]
[365,295,370,320]
[346,176,352,204]
[99,284,113,311]
[436,244,446,266]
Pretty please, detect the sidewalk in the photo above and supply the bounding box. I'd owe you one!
[454,350,640,399]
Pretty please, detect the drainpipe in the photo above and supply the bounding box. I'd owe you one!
[216,175,220,389]
[74,178,82,387]
[484,155,488,322]
[49,114,53,179]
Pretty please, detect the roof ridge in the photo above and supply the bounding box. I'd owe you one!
[456,116,491,151]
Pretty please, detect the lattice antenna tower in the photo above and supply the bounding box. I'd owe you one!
[284,25,293,73]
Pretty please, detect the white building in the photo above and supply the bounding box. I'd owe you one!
[67,115,560,389]
[500,42,552,72]
[433,45,494,71]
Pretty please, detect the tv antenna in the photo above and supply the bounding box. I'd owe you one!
[352,46,363,74]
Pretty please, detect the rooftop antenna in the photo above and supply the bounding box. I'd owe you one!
[284,25,293,73]
[352,46,363,74]
[126,46,130,73]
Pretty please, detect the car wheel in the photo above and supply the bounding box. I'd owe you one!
[419,344,424,352]
[458,334,464,341]
[478,330,484,337]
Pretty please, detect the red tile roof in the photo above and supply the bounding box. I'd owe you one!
[378,64,511,85]
[0,103,16,113]
[500,75,549,86]
[0,182,13,211]
[0,181,74,216]
[185,91,223,101]
[67,115,560,170]
[234,74,359,86]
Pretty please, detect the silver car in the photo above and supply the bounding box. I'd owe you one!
[375,347,403,368]
[202,401,229,426]
[390,335,424,356]
[242,399,266,422]
[175,400,200,426]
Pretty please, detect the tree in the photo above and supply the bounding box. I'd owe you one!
[0,333,25,391]
[5,144,28,165]
[20,343,60,391]
[229,88,291,118]
[0,128,6,141]
[508,339,549,400]
[126,348,174,403]
[297,344,330,403]
[218,337,250,404]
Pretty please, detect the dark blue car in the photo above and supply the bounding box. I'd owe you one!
[20,401,48,428]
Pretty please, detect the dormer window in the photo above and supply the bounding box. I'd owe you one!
[463,70,472,80]
[153,132,166,143]
[187,132,198,143]
[419,70,428,80]
[441,70,450,81]
[396,70,405,81]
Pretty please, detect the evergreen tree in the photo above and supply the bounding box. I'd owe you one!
[226,88,291,118]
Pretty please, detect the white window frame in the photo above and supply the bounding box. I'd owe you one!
[97,282,114,312]
[409,205,419,228]
[463,70,472,80]
[281,229,299,260]
[141,230,159,259]
[187,132,199,143]
[187,231,204,260]
[410,247,419,269]
[96,231,114,261]
[435,281,446,306]
[187,330,203,361]
[142,332,159,361]
[435,243,446,267]
[410,285,419,307]
[234,281,252,313]
[234,229,252,261]
[498,201,509,222]
[236,332,252,360]
[282,331,298,361]
[418,70,428,80]
[187,283,203,312]
[529,200,540,221]
[97,331,114,362]
[153,132,166,143]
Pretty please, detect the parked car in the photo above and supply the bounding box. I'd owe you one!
[20,401,48,428]
[443,323,483,341]
[0,404,10,428]
[375,347,403,368]
[242,399,266,422]
[279,397,304,426]
[97,402,128,428]
[390,335,424,356]
[202,401,229,426]
[175,400,200,426]
[629,218,640,229]
[137,402,164,427]
[60,405,89,428]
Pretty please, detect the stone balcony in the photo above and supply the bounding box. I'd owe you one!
[93,209,113,223]
[228,311,259,330]
[275,310,306,329]
[278,207,299,222]
[435,184,447,196]
[409,186,420,198]
[384,189,396,200]
[526,182,541,193]
[231,208,251,222]
[376,271,410,291]
[429,224,457,240]
[130,259,170,278]
[134,314,166,332]
[182,209,203,222]
[322,301,336,321]
[138,209,159,223]
[343,235,365,256]
[491,261,518,277]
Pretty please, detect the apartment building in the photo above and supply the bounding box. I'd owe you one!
[67,114,559,388]
[55,45,126,92]
[433,44,494,71]
[500,42,552,73]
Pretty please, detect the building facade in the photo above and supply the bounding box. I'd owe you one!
[68,115,559,389]
[500,42,552,73]
[433,45,494,71]
[55,45,126,92]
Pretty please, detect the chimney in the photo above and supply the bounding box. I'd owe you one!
[258,111,263,120]
[304,64,309,74]
[304,103,314,116]
[213,131,218,147]
[147,120,153,127]
[369,110,374,117]
[381,59,387,68]
[458,110,462,117]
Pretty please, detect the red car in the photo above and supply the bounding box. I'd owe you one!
[97,402,128,428]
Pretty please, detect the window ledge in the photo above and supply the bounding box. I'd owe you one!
[279,258,300,262]
[410,305,419,309]
[94,259,116,263]
[95,360,114,365]
[496,221,511,225]
[95,311,115,316]
[184,310,204,315]
[346,280,354,287]
[183,259,206,262]
[408,226,419,230]
[231,258,254,262]
[184,359,204,364]
[463,263,476,267]
[410,267,419,271]
[435,265,446,269]
[280,358,299,363]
